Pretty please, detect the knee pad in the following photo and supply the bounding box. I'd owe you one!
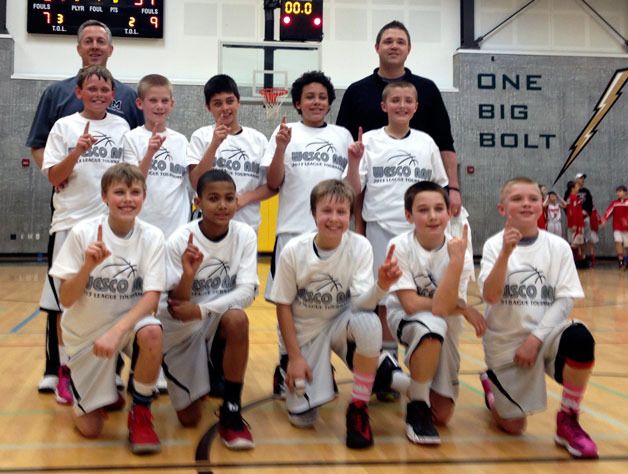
[558,323,595,364]
[350,311,382,357]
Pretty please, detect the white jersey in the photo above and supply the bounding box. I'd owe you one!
[42,112,130,233]
[478,230,584,368]
[385,230,473,318]
[50,215,166,355]
[262,122,351,235]
[187,126,268,230]
[269,231,374,346]
[158,219,258,318]
[356,127,448,235]
[122,126,193,237]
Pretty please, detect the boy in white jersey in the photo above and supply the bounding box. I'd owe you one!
[345,81,449,399]
[49,163,164,454]
[122,74,192,238]
[384,181,485,445]
[188,74,273,231]
[40,65,130,405]
[263,71,353,397]
[270,179,401,449]
[122,74,193,394]
[158,170,258,450]
[479,177,597,459]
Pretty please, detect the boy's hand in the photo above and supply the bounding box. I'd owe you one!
[75,121,97,154]
[211,123,230,148]
[447,224,468,262]
[462,305,486,337]
[147,126,166,156]
[275,116,292,150]
[286,355,312,393]
[513,334,541,367]
[85,224,111,270]
[93,325,124,358]
[348,126,364,162]
[377,244,401,290]
[168,298,202,321]
[181,233,203,276]
[502,215,522,258]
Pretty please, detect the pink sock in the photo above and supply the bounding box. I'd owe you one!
[351,370,375,403]
[561,381,585,414]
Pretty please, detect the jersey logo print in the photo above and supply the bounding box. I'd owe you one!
[307,139,336,154]
[386,150,418,166]
[502,264,554,303]
[509,264,546,285]
[221,147,249,161]
[193,258,236,295]
[102,257,138,279]
[311,273,343,292]
[109,99,122,112]
[92,132,115,148]
[154,146,172,161]
[413,271,437,297]
[86,256,143,297]
[296,272,351,308]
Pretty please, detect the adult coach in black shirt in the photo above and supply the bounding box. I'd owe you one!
[337,20,462,216]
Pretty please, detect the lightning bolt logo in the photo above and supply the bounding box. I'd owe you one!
[552,67,628,186]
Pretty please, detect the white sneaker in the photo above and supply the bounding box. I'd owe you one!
[38,374,58,393]
[115,374,125,391]
[156,368,168,394]
[288,407,318,428]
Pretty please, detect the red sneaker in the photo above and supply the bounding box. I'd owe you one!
[555,411,598,459]
[346,400,373,449]
[218,403,255,450]
[128,404,161,454]
[55,365,73,405]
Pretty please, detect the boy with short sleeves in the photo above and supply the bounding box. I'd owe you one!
[383,181,484,445]
[50,163,164,454]
[158,170,258,450]
[188,74,272,231]
[479,177,598,459]
[600,185,628,269]
[122,74,192,238]
[40,65,130,405]
[270,179,401,449]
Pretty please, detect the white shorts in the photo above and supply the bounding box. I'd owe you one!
[582,216,591,242]
[589,230,599,244]
[546,221,563,238]
[567,228,584,246]
[485,319,580,420]
[365,221,396,304]
[68,315,161,416]
[614,230,628,246]
[285,309,379,415]
[161,311,226,411]
[39,229,70,311]
[387,307,462,401]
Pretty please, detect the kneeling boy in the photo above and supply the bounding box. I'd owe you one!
[159,170,258,450]
[270,179,401,449]
[50,163,165,454]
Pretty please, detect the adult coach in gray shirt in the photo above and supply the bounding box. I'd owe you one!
[26,19,143,393]
[337,20,462,216]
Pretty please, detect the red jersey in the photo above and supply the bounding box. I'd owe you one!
[537,208,547,230]
[602,198,628,231]
[566,194,584,230]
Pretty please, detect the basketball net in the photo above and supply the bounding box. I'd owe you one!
[259,87,289,120]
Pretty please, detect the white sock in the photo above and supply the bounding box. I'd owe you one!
[58,345,69,366]
[391,371,411,394]
[409,380,431,405]
[133,380,156,397]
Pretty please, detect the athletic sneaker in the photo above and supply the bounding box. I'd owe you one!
[288,407,319,428]
[555,410,598,459]
[346,401,373,449]
[218,403,255,450]
[405,400,441,445]
[116,374,125,391]
[38,374,58,393]
[156,368,168,394]
[55,365,73,405]
[373,352,402,395]
[128,404,161,454]
[479,372,495,410]
[272,364,286,400]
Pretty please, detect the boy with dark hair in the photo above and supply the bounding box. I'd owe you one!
[188,74,273,232]
[40,65,131,405]
[479,177,598,459]
[50,163,165,454]
[158,169,258,450]
[382,181,484,445]
[270,179,401,449]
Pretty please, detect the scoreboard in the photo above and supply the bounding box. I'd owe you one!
[27,0,164,38]
[279,0,323,42]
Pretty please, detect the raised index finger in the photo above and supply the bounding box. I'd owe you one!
[357,126,363,143]
[281,115,287,126]
[97,224,103,242]
[461,224,469,243]
[187,232,194,246]
[83,121,90,135]
[385,244,396,262]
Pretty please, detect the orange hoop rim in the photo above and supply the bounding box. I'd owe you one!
[259,87,289,106]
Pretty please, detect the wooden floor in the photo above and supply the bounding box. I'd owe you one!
[1,259,627,473]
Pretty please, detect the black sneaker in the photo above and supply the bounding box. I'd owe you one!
[218,403,255,450]
[405,401,440,445]
[346,401,373,449]
[272,364,286,400]
[373,352,402,395]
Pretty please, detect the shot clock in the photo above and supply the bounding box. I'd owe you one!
[27,0,164,39]
[279,0,323,42]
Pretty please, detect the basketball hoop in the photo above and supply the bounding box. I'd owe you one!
[259,87,289,120]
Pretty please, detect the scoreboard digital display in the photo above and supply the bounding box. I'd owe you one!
[279,0,323,42]
[27,1,164,39]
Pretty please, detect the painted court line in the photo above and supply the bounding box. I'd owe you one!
[0,439,190,451]
[10,308,41,334]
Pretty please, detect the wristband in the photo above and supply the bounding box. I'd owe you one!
[448,186,460,193]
